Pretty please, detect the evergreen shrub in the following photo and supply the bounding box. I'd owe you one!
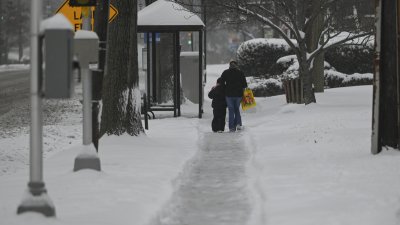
[237,38,294,78]
[325,44,373,74]
[325,70,373,88]
[239,38,373,97]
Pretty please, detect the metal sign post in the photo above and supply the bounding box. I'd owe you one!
[82,6,92,145]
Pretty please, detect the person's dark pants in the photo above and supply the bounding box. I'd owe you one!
[226,97,242,131]
[212,108,226,132]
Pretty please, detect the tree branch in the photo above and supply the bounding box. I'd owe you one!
[307,31,374,63]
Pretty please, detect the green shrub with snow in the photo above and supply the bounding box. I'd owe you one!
[240,38,373,96]
[325,70,373,88]
[246,55,372,97]
[325,44,374,74]
[237,38,294,78]
[237,38,373,77]
[274,55,372,88]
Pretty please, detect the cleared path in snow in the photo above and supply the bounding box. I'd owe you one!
[150,130,251,225]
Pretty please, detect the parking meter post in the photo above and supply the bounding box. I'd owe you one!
[17,0,55,217]
[73,30,101,171]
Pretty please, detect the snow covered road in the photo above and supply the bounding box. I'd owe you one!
[0,69,30,115]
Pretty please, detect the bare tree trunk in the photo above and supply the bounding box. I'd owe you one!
[126,0,144,135]
[306,0,325,93]
[101,0,144,136]
[295,0,317,103]
[310,53,324,92]
[298,44,316,105]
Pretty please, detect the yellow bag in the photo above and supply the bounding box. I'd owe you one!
[241,88,256,110]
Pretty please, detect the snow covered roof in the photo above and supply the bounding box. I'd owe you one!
[138,0,205,32]
[40,13,73,34]
[74,30,99,40]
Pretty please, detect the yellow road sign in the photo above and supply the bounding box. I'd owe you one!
[56,0,118,31]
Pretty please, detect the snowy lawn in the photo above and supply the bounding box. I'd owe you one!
[244,86,400,225]
[0,64,399,225]
[0,118,199,225]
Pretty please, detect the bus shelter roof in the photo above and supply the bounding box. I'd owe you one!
[138,0,205,32]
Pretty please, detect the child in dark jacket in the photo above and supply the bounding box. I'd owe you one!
[208,78,227,132]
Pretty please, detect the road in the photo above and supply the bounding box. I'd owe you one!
[0,69,82,138]
[0,69,30,116]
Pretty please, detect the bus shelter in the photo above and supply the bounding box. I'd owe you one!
[138,0,205,118]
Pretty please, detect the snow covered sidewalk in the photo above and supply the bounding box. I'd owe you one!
[150,129,252,225]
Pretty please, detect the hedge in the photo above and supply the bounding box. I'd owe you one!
[237,38,294,78]
[324,44,374,74]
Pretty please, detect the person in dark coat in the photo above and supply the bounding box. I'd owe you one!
[219,60,247,132]
[208,78,227,132]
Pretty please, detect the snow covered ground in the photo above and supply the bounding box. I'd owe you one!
[0,64,400,225]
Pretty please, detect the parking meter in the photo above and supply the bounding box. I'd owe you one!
[43,15,74,99]
[74,30,99,66]
[74,30,99,147]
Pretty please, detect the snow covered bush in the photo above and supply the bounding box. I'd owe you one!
[325,44,373,74]
[237,38,294,78]
[272,55,298,76]
[276,55,333,79]
[247,76,284,97]
[325,70,373,88]
[273,55,372,88]
[240,38,373,97]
